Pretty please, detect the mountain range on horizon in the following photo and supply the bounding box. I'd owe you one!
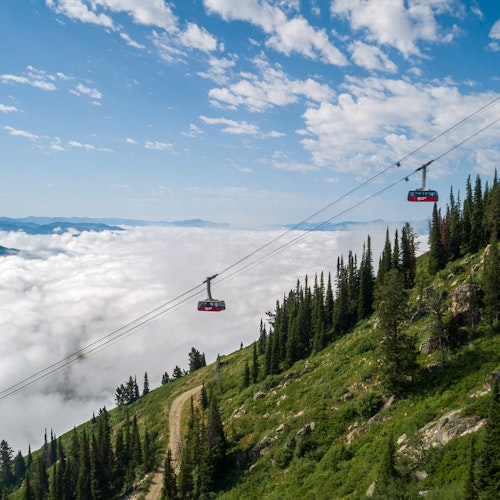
[0,216,429,236]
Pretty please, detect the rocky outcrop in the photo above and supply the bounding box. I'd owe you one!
[398,408,485,453]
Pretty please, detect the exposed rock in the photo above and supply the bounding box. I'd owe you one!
[254,391,266,400]
[248,435,278,465]
[400,409,486,451]
[450,283,481,327]
[296,422,315,437]
[415,470,428,481]
[276,423,285,433]
[483,371,500,389]
[366,481,376,497]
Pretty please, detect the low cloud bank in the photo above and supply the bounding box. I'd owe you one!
[0,223,423,451]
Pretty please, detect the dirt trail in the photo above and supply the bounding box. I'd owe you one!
[135,385,202,500]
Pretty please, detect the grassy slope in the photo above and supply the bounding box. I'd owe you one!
[17,245,500,499]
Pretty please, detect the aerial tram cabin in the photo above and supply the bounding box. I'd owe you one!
[407,160,438,202]
[197,274,226,312]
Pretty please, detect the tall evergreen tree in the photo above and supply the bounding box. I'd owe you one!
[0,440,14,490]
[162,449,177,500]
[470,175,484,253]
[358,236,375,319]
[476,378,500,497]
[377,228,392,280]
[374,269,417,396]
[448,187,462,260]
[143,372,150,396]
[76,431,91,500]
[482,241,500,328]
[428,204,447,274]
[251,342,259,384]
[462,175,473,253]
[400,223,417,288]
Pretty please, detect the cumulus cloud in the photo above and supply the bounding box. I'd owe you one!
[144,140,173,150]
[300,77,500,175]
[0,67,58,91]
[203,0,348,65]
[208,55,335,111]
[4,126,40,141]
[0,224,405,451]
[199,115,260,135]
[330,0,457,58]
[0,104,18,113]
[46,0,177,31]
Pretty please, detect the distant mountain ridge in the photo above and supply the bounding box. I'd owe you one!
[0,216,429,234]
[0,217,229,233]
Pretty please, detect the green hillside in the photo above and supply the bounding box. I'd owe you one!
[2,173,499,499]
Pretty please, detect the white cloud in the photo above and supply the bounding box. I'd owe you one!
[199,115,260,135]
[71,82,103,100]
[120,31,145,49]
[198,55,237,84]
[300,77,500,175]
[0,67,58,91]
[208,55,334,111]
[330,0,457,58]
[4,126,40,141]
[349,40,398,72]
[204,0,348,65]
[46,0,178,31]
[144,140,173,150]
[0,104,18,113]
[46,0,114,28]
[490,20,500,40]
[179,22,218,52]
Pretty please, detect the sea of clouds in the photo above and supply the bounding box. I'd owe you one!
[0,223,427,452]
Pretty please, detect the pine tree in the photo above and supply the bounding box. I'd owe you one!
[172,366,183,379]
[13,450,26,486]
[470,175,484,253]
[200,383,209,411]
[462,175,473,253]
[377,228,392,280]
[251,342,259,383]
[206,396,226,477]
[258,319,267,355]
[484,171,499,242]
[375,432,398,495]
[448,187,462,260]
[482,241,500,328]
[428,204,447,274]
[392,229,400,270]
[143,372,150,396]
[422,286,448,367]
[33,454,49,500]
[476,378,500,497]
[162,449,177,499]
[400,223,417,288]
[325,272,335,331]
[358,236,375,319]
[76,431,91,500]
[0,440,14,490]
[161,372,170,385]
[375,269,417,395]
[241,360,250,389]
[463,435,476,500]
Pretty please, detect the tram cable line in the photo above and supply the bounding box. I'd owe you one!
[1,100,499,401]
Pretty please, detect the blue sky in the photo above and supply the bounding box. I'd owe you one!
[1,0,499,226]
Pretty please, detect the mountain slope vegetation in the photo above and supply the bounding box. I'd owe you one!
[1,171,499,499]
